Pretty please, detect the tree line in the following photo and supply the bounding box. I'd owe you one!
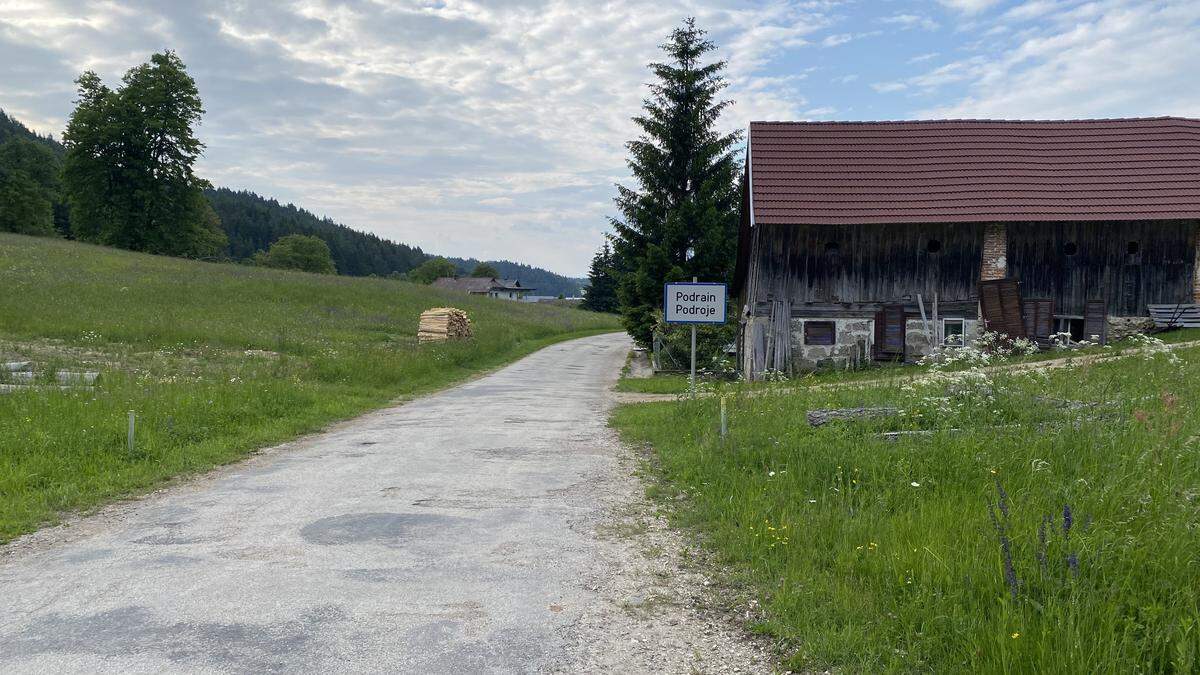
[580,18,740,358]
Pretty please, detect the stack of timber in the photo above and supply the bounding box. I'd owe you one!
[418,307,473,343]
[1148,304,1200,328]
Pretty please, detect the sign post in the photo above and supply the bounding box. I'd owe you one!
[663,279,727,396]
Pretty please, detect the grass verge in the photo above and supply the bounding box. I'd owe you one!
[612,342,1200,672]
[0,233,621,541]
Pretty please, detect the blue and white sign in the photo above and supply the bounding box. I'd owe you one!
[663,282,727,324]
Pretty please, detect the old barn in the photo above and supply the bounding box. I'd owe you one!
[734,117,1200,378]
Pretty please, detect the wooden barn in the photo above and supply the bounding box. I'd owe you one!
[733,117,1200,378]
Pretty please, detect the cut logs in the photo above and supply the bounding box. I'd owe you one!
[418,307,473,343]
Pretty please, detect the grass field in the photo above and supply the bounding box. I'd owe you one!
[0,233,620,542]
[614,329,1200,395]
[613,340,1200,672]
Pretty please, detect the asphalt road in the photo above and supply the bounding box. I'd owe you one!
[0,332,636,673]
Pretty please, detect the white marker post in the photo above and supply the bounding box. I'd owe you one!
[663,279,727,396]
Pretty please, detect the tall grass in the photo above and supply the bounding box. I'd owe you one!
[613,344,1200,672]
[0,233,620,541]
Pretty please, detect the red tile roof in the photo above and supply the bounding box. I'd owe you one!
[748,117,1200,225]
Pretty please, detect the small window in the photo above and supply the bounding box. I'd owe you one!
[1127,241,1140,255]
[926,239,942,253]
[824,241,840,255]
[1064,242,1078,256]
[804,321,836,346]
[942,319,965,346]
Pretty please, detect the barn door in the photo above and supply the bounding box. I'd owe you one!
[1084,301,1108,345]
[1022,299,1054,340]
[979,278,1027,339]
[874,305,906,357]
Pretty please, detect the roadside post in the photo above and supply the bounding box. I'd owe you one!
[663,278,727,397]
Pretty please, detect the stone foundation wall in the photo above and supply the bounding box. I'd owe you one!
[1107,316,1155,342]
[789,317,981,371]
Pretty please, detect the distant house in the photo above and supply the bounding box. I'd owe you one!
[433,276,535,301]
[735,117,1200,378]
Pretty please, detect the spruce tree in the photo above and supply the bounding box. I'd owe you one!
[609,18,741,347]
[581,241,619,313]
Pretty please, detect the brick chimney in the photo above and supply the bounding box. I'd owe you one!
[981,224,1008,281]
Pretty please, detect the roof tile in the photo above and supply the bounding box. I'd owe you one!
[749,117,1200,225]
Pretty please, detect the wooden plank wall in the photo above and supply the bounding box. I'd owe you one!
[1007,220,1197,316]
[746,222,984,314]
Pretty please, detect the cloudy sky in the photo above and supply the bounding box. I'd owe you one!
[4,0,1200,275]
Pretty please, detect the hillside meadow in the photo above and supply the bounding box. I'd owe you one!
[0,233,620,541]
[614,340,1200,673]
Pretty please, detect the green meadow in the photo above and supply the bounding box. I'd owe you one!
[613,340,1200,673]
[0,233,619,541]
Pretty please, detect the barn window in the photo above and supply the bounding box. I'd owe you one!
[1127,241,1140,255]
[942,319,965,346]
[804,321,836,346]
[1064,242,1078,256]
[824,241,840,255]
[926,239,942,253]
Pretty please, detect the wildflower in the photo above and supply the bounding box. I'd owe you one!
[768,471,776,477]
[1011,632,1020,639]
[1062,504,1073,540]
[1067,552,1080,576]
[910,481,921,487]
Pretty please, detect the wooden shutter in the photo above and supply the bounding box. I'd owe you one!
[1022,299,1055,339]
[1084,301,1108,345]
[874,305,906,355]
[804,321,835,346]
[979,278,1026,339]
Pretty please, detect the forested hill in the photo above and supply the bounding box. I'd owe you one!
[448,258,586,297]
[206,188,428,277]
[3,109,584,289]
[0,110,63,155]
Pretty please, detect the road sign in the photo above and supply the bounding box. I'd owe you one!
[663,282,727,324]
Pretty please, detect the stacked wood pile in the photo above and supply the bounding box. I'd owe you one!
[418,308,472,343]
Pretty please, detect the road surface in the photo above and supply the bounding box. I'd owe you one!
[1,333,631,670]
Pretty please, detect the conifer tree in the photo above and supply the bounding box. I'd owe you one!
[609,18,741,346]
[581,241,618,313]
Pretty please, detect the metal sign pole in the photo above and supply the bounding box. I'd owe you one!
[690,276,697,397]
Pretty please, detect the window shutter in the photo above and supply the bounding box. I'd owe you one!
[804,321,835,346]
[1084,301,1108,344]
[1022,299,1054,339]
[876,305,906,354]
[979,278,1026,339]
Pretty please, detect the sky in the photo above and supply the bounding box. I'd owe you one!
[4,1,1200,276]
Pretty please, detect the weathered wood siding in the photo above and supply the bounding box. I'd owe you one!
[1007,220,1198,316]
[745,222,984,315]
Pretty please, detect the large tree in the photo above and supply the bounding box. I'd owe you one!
[470,262,500,278]
[62,51,226,257]
[608,18,741,346]
[580,241,618,313]
[255,234,337,274]
[407,256,458,284]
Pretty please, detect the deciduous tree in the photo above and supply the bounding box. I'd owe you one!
[62,51,226,257]
[255,234,336,274]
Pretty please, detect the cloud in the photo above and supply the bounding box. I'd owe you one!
[936,0,1002,14]
[916,0,1200,119]
[0,0,835,275]
[907,52,940,64]
[880,13,940,31]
